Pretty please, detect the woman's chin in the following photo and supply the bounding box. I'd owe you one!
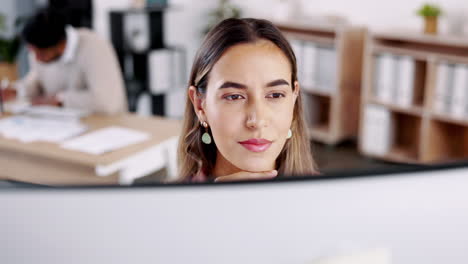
[234,160,275,173]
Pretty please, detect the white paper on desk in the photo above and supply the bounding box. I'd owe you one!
[3,99,31,114]
[0,116,87,143]
[24,105,90,119]
[61,126,150,155]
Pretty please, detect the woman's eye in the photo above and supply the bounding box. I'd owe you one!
[267,93,285,99]
[224,94,245,101]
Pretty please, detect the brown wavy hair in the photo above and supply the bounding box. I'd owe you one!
[178,18,317,180]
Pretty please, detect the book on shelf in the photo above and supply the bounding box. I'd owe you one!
[148,48,186,94]
[434,62,454,114]
[451,63,468,119]
[148,49,172,93]
[374,53,419,107]
[395,56,415,107]
[289,38,337,95]
[362,104,394,156]
[374,53,396,104]
[301,42,318,91]
[316,46,337,94]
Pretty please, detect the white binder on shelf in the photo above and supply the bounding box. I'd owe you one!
[396,56,415,107]
[301,43,317,91]
[375,53,396,103]
[362,104,394,156]
[148,49,173,93]
[434,62,452,114]
[316,46,337,94]
[451,64,468,119]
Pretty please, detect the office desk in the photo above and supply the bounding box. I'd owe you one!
[0,114,182,186]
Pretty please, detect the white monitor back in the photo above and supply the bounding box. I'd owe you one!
[1,167,468,264]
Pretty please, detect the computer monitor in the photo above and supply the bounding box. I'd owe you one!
[1,165,467,264]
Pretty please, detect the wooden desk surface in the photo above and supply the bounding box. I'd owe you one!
[0,113,183,167]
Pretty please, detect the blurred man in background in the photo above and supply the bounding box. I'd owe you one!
[1,7,127,114]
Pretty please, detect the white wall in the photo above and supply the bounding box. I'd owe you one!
[234,0,468,34]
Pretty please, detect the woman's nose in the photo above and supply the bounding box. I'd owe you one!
[245,99,268,129]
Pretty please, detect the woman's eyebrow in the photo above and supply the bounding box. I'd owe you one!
[266,79,290,87]
[218,79,290,89]
[218,81,247,89]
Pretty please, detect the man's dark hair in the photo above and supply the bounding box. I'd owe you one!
[22,8,67,48]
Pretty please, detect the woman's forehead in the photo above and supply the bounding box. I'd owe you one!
[210,40,291,82]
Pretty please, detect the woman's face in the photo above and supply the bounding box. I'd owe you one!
[193,39,299,175]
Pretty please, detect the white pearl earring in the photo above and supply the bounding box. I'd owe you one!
[287,129,292,139]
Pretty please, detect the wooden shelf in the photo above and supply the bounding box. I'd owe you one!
[432,54,468,65]
[279,24,366,145]
[276,22,337,39]
[385,146,419,163]
[275,21,339,34]
[360,110,422,163]
[387,146,420,163]
[302,87,335,97]
[372,30,468,57]
[366,147,421,165]
[303,93,331,133]
[430,113,468,127]
[360,30,468,164]
[392,112,422,160]
[372,44,431,61]
[368,98,424,117]
[373,29,468,50]
[421,119,468,163]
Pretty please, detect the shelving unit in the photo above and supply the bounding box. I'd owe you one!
[276,22,366,145]
[110,7,186,116]
[360,30,468,164]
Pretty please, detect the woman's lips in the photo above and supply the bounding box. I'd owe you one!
[238,138,272,153]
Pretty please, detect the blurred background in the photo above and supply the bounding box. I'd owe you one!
[2,0,468,183]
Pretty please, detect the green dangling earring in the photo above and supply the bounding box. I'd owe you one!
[201,121,212,144]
